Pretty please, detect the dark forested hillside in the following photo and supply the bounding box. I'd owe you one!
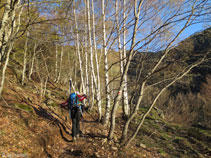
[128,27,211,127]
[126,28,211,158]
[129,27,211,94]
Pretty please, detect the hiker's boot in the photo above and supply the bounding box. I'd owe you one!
[76,134,79,138]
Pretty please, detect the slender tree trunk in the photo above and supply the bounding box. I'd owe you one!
[22,32,29,85]
[102,0,111,125]
[115,0,127,116]
[0,0,23,98]
[108,0,144,140]
[0,43,13,97]
[54,44,58,82]
[41,52,50,97]
[87,0,102,120]
[0,0,11,64]
[122,0,129,116]
[84,0,90,107]
[29,42,37,80]
[57,46,64,82]
[91,0,102,114]
[91,73,95,107]
[68,49,72,79]
[73,0,86,93]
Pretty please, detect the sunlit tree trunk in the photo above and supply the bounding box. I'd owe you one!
[22,32,29,85]
[87,0,102,120]
[29,42,37,80]
[67,49,72,79]
[91,0,102,115]
[115,0,129,117]
[0,0,23,97]
[84,0,90,106]
[54,44,58,82]
[42,52,50,97]
[0,0,11,64]
[57,46,64,82]
[122,0,129,116]
[102,0,111,125]
[108,0,144,140]
[73,0,86,93]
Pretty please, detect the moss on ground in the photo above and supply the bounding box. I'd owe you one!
[15,104,33,112]
[134,112,211,158]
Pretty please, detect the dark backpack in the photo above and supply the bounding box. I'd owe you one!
[69,93,79,108]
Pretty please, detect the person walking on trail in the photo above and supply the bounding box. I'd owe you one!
[60,92,87,142]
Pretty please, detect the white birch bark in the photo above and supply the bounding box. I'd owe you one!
[29,43,37,80]
[102,0,111,125]
[108,0,144,139]
[122,0,129,116]
[0,0,23,97]
[87,0,102,120]
[21,32,29,85]
[41,52,50,97]
[84,0,90,107]
[73,0,86,93]
[0,43,13,97]
[57,46,64,82]
[54,44,58,82]
[91,0,102,117]
[87,0,95,108]
[67,49,71,79]
[115,0,129,116]
[85,43,89,99]
[0,0,11,64]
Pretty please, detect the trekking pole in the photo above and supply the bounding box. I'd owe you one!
[69,79,72,94]
[81,115,84,138]
[79,103,85,138]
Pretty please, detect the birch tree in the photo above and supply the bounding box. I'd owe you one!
[54,44,59,82]
[83,0,90,107]
[57,46,64,83]
[0,0,23,97]
[91,0,102,117]
[87,0,102,120]
[22,32,29,85]
[73,0,86,93]
[122,0,129,116]
[115,0,130,117]
[108,0,144,139]
[102,0,111,125]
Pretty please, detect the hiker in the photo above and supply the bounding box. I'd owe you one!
[60,92,87,142]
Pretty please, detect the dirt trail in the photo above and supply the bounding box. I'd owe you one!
[0,79,159,158]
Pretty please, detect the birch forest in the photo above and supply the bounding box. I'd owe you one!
[1,0,211,157]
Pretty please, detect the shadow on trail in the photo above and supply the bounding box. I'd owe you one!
[83,133,107,139]
[32,105,107,141]
[32,105,72,142]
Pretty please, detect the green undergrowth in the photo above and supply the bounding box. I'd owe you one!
[134,108,211,158]
[15,104,33,112]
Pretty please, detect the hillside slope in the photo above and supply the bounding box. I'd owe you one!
[0,69,160,158]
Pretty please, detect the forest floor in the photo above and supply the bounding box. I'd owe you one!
[0,75,161,158]
[0,68,211,158]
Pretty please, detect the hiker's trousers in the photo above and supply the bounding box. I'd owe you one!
[70,107,81,137]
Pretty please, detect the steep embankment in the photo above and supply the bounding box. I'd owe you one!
[0,69,161,158]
